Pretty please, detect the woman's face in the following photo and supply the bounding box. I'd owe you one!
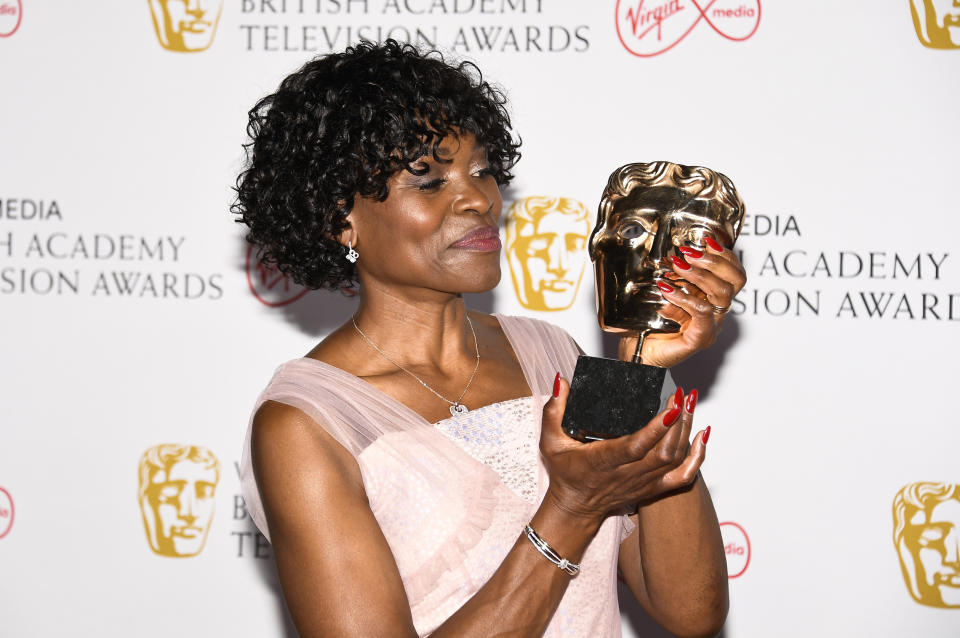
[348,132,504,296]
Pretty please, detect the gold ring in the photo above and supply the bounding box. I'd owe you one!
[712,304,731,315]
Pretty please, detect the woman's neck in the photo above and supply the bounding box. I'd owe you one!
[352,283,477,370]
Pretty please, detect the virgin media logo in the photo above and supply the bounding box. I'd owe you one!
[719,521,751,578]
[245,245,309,307]
[0,0,23,37]
[0,487,14,539]
[615,0,761,57]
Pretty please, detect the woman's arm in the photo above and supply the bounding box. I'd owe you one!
[252,401,417,636]
[616,392,727,638]
[611,236,740,636]
[253,380,706,637]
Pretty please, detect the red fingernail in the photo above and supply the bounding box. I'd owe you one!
[553,372,561,398]
[704,236,724,253]
[679,246,704,259]
[663,407,681,427]
[673,386,683,409]
[702,426,711,444]
[685,389,698,414]
[657,280,674,293]
[670,255,691,271]
[663,271,677,279]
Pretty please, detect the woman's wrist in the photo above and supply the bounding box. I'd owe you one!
[533,487,605,560]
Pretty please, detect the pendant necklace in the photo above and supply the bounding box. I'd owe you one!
[351,315,480,416]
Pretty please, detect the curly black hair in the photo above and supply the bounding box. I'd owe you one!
[232,40,522,291]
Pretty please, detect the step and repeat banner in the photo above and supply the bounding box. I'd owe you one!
[2,2,958,637]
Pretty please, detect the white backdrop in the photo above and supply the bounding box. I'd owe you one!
[2,1,959,637]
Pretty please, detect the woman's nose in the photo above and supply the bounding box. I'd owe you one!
[456,179,495,218]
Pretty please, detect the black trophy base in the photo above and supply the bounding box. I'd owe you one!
[561,355,666,442]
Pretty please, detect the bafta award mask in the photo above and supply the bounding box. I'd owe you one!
[910,0,960,49]
[148,0,223,52]
[589,161,745,335]
[138,444,220,557]
[893,482,960,608]
[505,196,591,312]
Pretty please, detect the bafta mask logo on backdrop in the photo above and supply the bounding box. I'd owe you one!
[615,0,761,57]
[893,482,960,608]
[910,0,960,49]
[719,521,751,578]
[246,245,311,307]
[0,0,23,38]
[138,444,220,557]
[0,487,14,539]
[148,0,223,52]
[505,197,591,312]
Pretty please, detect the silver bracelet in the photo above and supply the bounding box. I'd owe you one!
[523,524,580,576]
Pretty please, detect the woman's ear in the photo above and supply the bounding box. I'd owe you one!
[338,211,358,249]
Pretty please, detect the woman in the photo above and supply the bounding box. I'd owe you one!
[235,40,744,638]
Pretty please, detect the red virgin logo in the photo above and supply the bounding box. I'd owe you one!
[245,245,310,307]
[719,521,751,578]
[0,0,22,37]
[615,0,761,57]
[0,487,14,539]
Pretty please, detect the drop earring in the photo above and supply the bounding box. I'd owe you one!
[345,240,359,264]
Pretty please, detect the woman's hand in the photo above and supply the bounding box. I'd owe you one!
[620,236,747,368]
[540,377,707,525]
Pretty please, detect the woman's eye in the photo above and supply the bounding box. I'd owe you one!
[475,167,495,178]
[618,223,647,240]
[417,178,445,191]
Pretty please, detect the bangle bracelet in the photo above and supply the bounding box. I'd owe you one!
[523,524,580,576]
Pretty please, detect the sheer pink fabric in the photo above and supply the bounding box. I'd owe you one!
[240,315,635,637]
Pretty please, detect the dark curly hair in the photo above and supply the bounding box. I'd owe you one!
[232,40,521,291]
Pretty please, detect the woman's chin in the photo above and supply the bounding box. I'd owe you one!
[457,268,501,295]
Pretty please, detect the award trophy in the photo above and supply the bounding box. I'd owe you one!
[562,161,745,441]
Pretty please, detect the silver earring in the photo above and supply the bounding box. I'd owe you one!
[345,240,359,264]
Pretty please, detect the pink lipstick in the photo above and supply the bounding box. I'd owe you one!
[450,226,501,252]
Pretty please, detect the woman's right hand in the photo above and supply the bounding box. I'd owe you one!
[539,375,707,526]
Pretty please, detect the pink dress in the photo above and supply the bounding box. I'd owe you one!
[240,315,634,637]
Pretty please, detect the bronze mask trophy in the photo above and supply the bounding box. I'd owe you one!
[562,161,745,441]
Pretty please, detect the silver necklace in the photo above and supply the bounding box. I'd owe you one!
[351,315,480,416]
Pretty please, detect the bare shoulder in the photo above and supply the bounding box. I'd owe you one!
[250,405,416,636]
[251,400,365,512]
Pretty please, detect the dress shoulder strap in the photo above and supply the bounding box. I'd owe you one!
[494,314,581,396]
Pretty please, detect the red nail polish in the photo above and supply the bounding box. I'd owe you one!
[553,372,561,398]
[679,246,704,259]
[663,271,677,279]
[685,389,698,414]
[673,387,683,409]
[663,407,681,427]
[670,255,691,271]
[657,280,674,293]
[704,236,724,253]
[702,425,711,444]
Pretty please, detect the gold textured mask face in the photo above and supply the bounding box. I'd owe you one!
[590,162,744,334]
[894,483,960,608]
[911,0,960,49]
[148,0,223,52]
[138,444,220,557]
[505,197,591,311]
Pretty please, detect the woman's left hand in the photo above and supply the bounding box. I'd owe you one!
[619,237,747,368]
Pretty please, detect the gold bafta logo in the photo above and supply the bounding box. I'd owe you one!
[893,482,960,607]
[910,0,960,49]
[505,197,591,312]
[138,444,220,557]
[148,0,223,52]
